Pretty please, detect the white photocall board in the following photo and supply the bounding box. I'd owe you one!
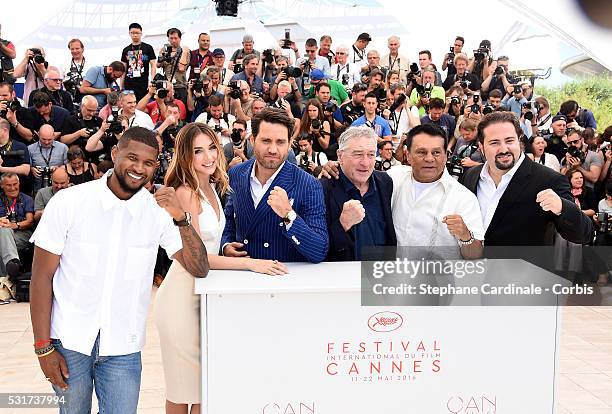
[195,262,560,414]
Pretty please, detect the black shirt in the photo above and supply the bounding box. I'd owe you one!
[29,106,70,135]
[61,114,102,149]
[0,139,32,193]
[28,87,75,114]
[9,106,34,146]
[442,71,481,91]
[121,42,157,88]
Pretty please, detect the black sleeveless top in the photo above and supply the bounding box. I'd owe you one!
[65,163,95,186]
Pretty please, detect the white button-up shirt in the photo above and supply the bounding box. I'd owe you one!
[477,153,525,232]
[387,165,485,257]
[249,161,285,208]
[30,171,182,356]
[121,108,155,130]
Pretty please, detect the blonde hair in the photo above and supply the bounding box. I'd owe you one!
[165,123,230,200]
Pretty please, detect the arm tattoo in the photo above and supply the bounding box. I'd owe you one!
[178,225,210,277]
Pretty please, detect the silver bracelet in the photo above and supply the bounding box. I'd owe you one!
[457,231,475,246]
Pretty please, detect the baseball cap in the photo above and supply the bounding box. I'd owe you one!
[212,48,225,57]
[357,33,372,42]
[552,114,567,124]
[310,68,331,81]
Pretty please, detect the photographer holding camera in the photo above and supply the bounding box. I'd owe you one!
[28,124,68,192]
[559,99,598,130]
[13,47,48,107]
[299,99,332,153]
[28,69,75,114]
[210,48,234,89]
[28,92,70,139]
[360,50,387,83]
[138,80,186,124]
[194,95,235,146]
[85,114,129,162]
[502,82,529,118]
[154,102,184,148]
[441,36,464,76]
[340,83,367,125]
[189,33,214,81]
[542,114,570,163]
[350,92,392,144]
[80,61,125,109]
[349,33,371,66]
[156,28,190,104]
[270,80,302,122]
[297,134,328,174]
[417,51,442,86]
[0,82,33,144]
[0,28,16,85]
[229,34,261,70]
[118,90,154,129]
[268,56,302,106]
[59,95,102,152]
[409,68,445,117]
[467,40,492,82]
[330,46,361,89]
[442,53,481,92]
[121,23,157,102]
[385,84,420,147]
[224,79,254,122]
[63,39,87,104]
[229,53,264,96]
[421,97,456,141]
[560,129,603,189]
[481,55,518,96]
[187,73,219,121]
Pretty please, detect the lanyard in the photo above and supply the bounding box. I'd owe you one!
[336,64,349,79]
[390,108,403,135]
[71,57,85,77]
[388,55,400,70]
[38,143,54,167]
[352,46,364,63]
[5,197,17,215]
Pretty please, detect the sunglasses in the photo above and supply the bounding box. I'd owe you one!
[567,139,582,145]
[121,90,135,95]
[34,102,50,108]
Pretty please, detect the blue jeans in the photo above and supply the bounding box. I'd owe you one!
[51,334,142,414]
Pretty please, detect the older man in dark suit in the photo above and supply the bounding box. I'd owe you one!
[222,108,328,263]
[461,111,592,246]
[320,126,396,261]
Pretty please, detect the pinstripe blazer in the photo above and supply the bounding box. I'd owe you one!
[221,159,329,263]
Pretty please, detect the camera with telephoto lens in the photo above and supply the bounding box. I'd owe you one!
[152,73,169,99]
[63,70,82,95]
[230,128,243,148]
[37,166,52,188]
[311,119,322,130]
[283,66,302,78]
[483,104,495,115]
[567,145,586,163]
[233,63,244,74]
[158,44,174,64]
[342,103,364,124]
[262,49,274,64]
[513,84,522,94]
[228,80,241,100]
[29,48,46,65]
[415,82,433,98]
[389,93,407,112]
[374,157,392,172]
[596,212,612,234]
[107,105,123,135]
[0,99,20,118]
[0,148,25,158]
[446,154,465,180]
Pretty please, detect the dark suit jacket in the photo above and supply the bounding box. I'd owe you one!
[321,170,397,261]
[221,159,329,263]
[461,156,593,246]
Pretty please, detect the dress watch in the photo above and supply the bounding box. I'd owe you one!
[173,212,192,227]
[283,209,297,225]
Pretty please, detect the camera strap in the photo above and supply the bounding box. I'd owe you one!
[38,142,54,167]
[168,46,182,84]
[352,46,365,63]
[70,57,85,81]
[388,55,399,71]
[537,113,551,128]
[336,64,349,79]
[390,108,403,136]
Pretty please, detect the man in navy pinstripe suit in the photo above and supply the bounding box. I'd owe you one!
[221,108,329,263]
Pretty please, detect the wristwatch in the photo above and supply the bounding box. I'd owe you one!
[173,212,192,227]
[457,231,475,246]
[283,210,297,225]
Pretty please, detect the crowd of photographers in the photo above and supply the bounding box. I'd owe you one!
[0,24,610,291]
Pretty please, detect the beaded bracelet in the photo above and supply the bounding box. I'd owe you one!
[35,344,54,356]
[37,348,56,358]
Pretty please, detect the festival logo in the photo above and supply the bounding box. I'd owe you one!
[262,402,315,414]
[446,395,497,413]
[367,311,403,332]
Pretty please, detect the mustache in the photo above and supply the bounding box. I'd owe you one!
[496,152,513,158]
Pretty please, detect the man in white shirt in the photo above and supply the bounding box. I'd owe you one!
[387,124,484,259]
[29,127,209,413]
[349,33,371,66]
[119,90,154,129]
[381,35,410,81]
[331,46,361,88]
[194,95,236,146]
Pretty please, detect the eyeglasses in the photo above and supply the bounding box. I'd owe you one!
[567,139,582,145]
[47,78,63,82]
[305,49,317,54]
[336,52,346,55]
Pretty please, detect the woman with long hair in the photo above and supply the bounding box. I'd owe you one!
[298,99,331,153]
[154,123,287,414]
[64,145,97,185]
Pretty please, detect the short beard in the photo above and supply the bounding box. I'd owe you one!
[494,152,516,171]
[115,171,145,196]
